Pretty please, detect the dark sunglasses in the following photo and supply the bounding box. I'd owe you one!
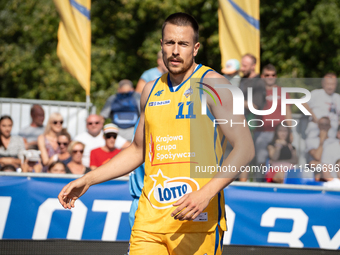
[53,120,63,125]
[72,150,84,154]
[87,121,100,125]
[105,133,117,139]
[58,142,69,146]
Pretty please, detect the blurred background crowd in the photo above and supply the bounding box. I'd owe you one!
[1,1,340,185]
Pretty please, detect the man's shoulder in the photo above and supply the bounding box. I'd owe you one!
[310,89,324,95]
[305,137,320,147]
[18,125,32,136]
[91,147,103,154]
[19,125,43,134]
[332,92,340,99]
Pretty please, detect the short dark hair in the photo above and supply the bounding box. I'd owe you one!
[242,53,257,65]
[319,116,331,123]
[30,104,44,116]
[162,12,199,43]
[322,72,338,86]
[58,128,71,142]
[324,72,337,79]
[262,64,276,74]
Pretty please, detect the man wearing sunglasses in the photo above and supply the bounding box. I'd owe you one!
[254,64,292,176]
[74,114,129,168]
[90,124,121,170]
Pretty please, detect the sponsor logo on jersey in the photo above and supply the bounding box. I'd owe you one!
[184,87,193,98]
[154,90,164,96]
[148,169,200,209]
[148,100,171,107]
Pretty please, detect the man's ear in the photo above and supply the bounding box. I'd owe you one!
[193,42,200,57]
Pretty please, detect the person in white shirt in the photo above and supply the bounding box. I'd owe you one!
[74,114,129,167]
[303,73,340,138]
[321,140,340,180]
[305,117,337,180]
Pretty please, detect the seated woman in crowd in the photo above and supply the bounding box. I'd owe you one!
[266,124,298,183]
[0,115,25,169]
[37,113,63,172]
[66,141,91,174]
[48,161,67,174]
[56,129,72,165]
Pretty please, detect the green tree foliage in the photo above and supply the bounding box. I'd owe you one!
[0,0,220,111]
[1,0,340,110]
[260,0,340,79]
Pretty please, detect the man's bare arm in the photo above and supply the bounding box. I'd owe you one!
[172,72,255,220]
[58,80,155,209]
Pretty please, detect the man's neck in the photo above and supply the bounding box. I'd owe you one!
[169,63,197,87]
[102,146,115,152]
[266,84,278,90]
[89,131,101,138]
[30,122,42,128]
[249,72,258,78]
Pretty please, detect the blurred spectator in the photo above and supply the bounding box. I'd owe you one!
[321,135,340,180]
[239,53,266,114]
[266,124,298,183]
[303,73,340,138]
[0,115,25,169]
[135,51,167,93]
[56,129,72,165]
[254,64,292,167]
[221,59,241,87]
[74,114,129,167]
[100,80,141,141]
[37,113,63,172]
[0,164,16,172]
[19,150,42,173]
[66,141,91,174]
[305,117,336,181]
[48,161,67,174]
[19,104,45,150]
[90,124,121,170]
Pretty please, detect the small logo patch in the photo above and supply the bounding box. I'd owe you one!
[155,90,164,96]
[184,87,193,98]
[193,212,208,222]
[149,100,170,107]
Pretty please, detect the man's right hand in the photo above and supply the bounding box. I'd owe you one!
[58,177,90,209]
[319,129,328,143]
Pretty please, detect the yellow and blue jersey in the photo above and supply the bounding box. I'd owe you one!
[133,64,227,233]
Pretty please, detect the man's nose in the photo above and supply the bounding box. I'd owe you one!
[172,43,179,56]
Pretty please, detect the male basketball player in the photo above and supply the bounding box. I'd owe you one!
[58,13,254,255]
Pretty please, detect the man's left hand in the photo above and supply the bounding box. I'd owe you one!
[171,190,210,221]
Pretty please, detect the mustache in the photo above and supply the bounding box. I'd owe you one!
[168,56,183,63]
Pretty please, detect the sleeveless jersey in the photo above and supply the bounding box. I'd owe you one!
[133,64,227,233]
